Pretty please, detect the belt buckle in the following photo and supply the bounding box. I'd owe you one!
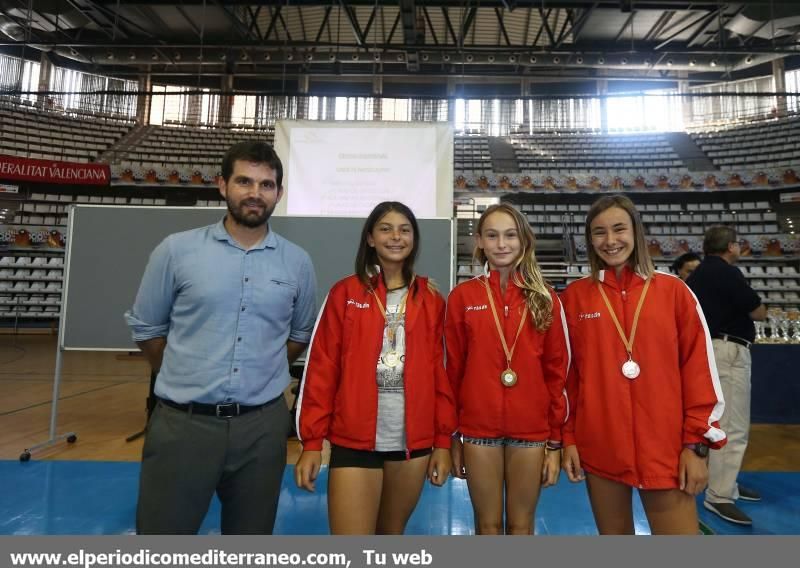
[215,403,239,418]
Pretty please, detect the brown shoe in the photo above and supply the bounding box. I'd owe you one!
[704,501,753,525]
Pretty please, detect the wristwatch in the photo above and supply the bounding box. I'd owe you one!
[684,443,709,458]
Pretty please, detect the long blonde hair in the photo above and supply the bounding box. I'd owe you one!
[585,194,655,280]
[474,203,553,331]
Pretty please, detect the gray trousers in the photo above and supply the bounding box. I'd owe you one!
[706,339,751,504]
[136,396,290,534]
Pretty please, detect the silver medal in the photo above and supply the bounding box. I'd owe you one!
[621,359,640,379]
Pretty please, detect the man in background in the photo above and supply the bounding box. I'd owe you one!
[687,226,766,526]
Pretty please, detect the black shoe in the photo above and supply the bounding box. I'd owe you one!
[703,501,753,525]
[737,485,761,502]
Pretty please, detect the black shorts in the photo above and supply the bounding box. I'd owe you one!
[329,445,432,469]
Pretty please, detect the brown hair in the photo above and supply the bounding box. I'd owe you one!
[355,201,420,290]
[585,194,654,280]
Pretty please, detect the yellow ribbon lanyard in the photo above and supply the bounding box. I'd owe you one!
[481,277,527,371]
[370,277,414,345]
[597,276,652,362]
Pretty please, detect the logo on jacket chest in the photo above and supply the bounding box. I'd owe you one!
[346,298,370,309]
[578,311,601,321]
[465,304,488,312]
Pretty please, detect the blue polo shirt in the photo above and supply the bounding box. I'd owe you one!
[124,219,317,405]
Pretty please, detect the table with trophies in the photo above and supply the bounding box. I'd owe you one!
[750,308,800,423]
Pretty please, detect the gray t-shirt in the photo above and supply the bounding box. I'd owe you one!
[374,286,407,451]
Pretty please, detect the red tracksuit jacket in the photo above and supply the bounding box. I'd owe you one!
[444,270,570,442]
[297,273,457,452]
[560,267,727,489]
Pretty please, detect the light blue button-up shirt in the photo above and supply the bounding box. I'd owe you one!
[124,219,317,405]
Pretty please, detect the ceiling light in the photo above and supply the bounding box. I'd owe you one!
[552,56,560,64]
[373,52,381,61]
[351,53,359,61]
[529,55,537,64]
[106,52,114,60]
[508,55,517,63]
[710,59,718,67]
[487,55,496,63]
[643,58,652,66]
[597,56,605,65]
[689,59,697,67]
[264,52,271,61]
[620,57,628,65]
[442,54,451,62]
[422,53,430,62]
[575,56,583,64]
[465,54,474,63]
[666,59,674,66]
[305,53,313,62]
[286,52,294,61]
[396,53,405,61]
[128,52,136,61]
[151,53,160,61]
[745,55,754,64]
[328,53,336,62]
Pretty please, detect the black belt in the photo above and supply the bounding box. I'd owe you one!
[157,394,283,418]
[713,334,752,349]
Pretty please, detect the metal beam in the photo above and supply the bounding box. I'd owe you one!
[613,10,636,42]
[246,6,263,41]
[558,5,594,47]
[175,5,203,39]
[642,10,673,42]
[423,7,439,46]
[315,6,333,43]
[495,7,512,46]
[386,11,401,44]
[263,6,282,42]
[442,7,458,45]
[340,1,366,46]
[538,7,556,47]
[459,5,477,48]
[654,9,721,50]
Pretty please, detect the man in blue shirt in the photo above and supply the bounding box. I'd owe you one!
[125,141,317,534]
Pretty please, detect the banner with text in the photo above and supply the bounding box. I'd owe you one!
[0,154,110,186]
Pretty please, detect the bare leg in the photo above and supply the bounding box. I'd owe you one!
[640,488,699,535]
[504,445,546,535]
[375,454,430,534]
[463,443,505,534]
[327,467,383,535]
[585,473,635,535]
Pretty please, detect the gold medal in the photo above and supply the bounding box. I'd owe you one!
[482,278,527,389]
[501,368,518,387]
[384,351,399,368]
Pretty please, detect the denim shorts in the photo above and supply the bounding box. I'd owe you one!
[462,436,545,448]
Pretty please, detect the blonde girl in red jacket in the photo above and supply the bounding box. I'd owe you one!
[560,194,726,534]
[294,201,456,535]
[445,203,570,535]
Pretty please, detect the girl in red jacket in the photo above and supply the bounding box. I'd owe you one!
[294,201,456,534]
[445,203,570,535]
[560,194,726,534]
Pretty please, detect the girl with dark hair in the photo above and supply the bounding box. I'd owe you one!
[295,201,456,534]
[560,194,726,534]
[445,203,570,535]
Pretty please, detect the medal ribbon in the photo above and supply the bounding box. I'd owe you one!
[482,278,527,370]
[371,276,414,345]
[597,276,652,360]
